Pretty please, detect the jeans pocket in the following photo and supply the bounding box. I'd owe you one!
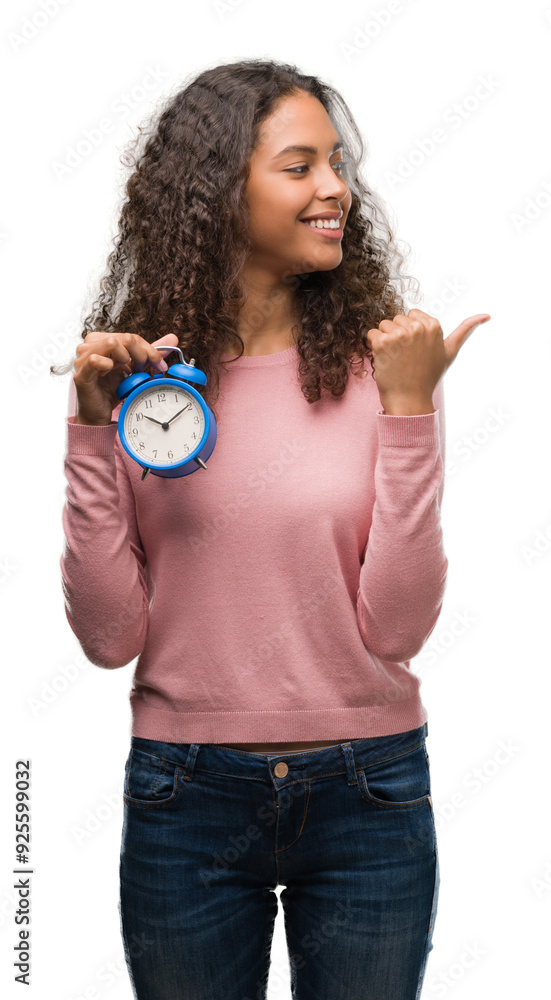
[357,742,432,810]
[123,747,180,808]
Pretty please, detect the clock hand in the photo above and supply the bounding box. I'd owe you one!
[142,414,171,431]
[142,405,190,431]
[142,415,165,426]
[167,404,192,425]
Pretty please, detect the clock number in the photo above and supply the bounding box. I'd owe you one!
[157,392,166,403]
[132,427,138,436]
[139,442,145,450]
[153,450,157,458]
[144,399,152,409]
[194,416,199,424]
[136,412,143,421]
[167,450,173,460]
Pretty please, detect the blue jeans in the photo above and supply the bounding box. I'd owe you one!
[118,722,439,1000]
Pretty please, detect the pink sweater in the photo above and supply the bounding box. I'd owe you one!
[60,344,447,742]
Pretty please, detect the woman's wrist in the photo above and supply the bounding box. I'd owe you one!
[73,414,112,426]
[379,395,435,416]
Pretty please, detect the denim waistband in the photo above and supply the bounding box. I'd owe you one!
[130,722,428,785]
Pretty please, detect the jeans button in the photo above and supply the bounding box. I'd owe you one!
[274,762,289,777]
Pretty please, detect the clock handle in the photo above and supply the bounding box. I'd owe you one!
[156,345,195,367]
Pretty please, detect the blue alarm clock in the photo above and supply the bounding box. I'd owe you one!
[115,346,217,481]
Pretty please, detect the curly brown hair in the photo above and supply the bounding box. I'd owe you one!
[51,57,421,423]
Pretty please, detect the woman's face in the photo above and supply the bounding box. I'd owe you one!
[244,90,352,277]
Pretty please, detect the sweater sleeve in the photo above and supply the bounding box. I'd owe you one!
[356,379,448,662]
[59,380,150,668]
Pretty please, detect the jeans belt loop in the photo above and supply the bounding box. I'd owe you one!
[181,744,200,781]
[340,742,359,787]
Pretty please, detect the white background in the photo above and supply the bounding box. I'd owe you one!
[2,0,550,997]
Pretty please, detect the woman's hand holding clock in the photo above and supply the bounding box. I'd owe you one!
[72,331,179,426]
[367,310,491,415]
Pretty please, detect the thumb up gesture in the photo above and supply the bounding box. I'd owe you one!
[368,309,491,414]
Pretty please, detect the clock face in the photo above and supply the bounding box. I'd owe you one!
[122,382,206,466]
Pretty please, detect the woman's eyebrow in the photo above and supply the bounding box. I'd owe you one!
[272,140,344,159]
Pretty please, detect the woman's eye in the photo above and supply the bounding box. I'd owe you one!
[285,161,348,174]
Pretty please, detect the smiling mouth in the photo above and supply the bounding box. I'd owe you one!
[298,220,343,239]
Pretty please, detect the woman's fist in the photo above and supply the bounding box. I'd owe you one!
[367,310,491,414]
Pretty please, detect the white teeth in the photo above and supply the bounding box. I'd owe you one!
[303,218,340,229]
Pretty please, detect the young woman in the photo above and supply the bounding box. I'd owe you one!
[55,58,490,1000]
